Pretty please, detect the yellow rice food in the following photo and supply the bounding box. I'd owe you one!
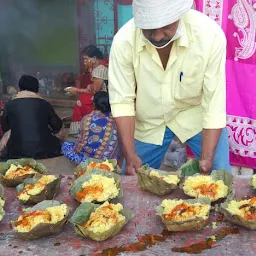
[226,197,256,221]
[161,199,210,222]
[0,198,4,208]
[14,204,68,232]
[252,175,256,188]
[4,164,37,179]
[77,160,114,177]
[81,202,125,233]
[183,175,228,201]
[18,175,57,201]
[149,170,180,185]
[75,175,119,202]
[0,198,5,221]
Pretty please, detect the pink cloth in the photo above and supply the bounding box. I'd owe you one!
[189,0,256,168]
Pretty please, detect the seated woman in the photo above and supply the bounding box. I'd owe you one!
[1,75,63,159]
[67,45,108,136]
[62,91,121,164]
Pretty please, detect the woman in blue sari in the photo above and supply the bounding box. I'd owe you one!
[62,91,122,164]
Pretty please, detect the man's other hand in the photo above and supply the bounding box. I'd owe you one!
[126,154,142,176]
[199,159,213,175]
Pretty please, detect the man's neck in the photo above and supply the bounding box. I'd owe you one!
[157,43,173,70]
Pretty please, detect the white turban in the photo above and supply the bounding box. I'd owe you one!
[133,0,193,29]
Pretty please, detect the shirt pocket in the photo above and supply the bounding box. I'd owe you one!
[174,73,204,105]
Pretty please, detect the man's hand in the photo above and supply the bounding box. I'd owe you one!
[199,159,213,175]
[126,154,142,176]
[200,128,222,175]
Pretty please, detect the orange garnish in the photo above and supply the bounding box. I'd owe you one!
[82,204,119,227]
[193,183,219,198]
[163,202,197,221]
[249,197,256,205]
[99,163,111,171]
[23,166,31,171]
[15,210,51,227]
[75,184,104,201]
[77,162,112,177]
[241,197,256,220]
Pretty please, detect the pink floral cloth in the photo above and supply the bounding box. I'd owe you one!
[193,0,256,168]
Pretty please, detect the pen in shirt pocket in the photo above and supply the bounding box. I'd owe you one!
[180,72,183,82]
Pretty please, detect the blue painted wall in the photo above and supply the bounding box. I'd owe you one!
[118,4,133,28]
[94,2,133,54]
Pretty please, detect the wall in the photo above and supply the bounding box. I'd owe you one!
[0,0,79,86]
[93,2,133,55]
[94,0,115,55]
[35,0,78,67]
[118,4,133,28]
[0,1,133,97]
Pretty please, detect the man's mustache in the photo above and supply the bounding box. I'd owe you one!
[149,39,171,46]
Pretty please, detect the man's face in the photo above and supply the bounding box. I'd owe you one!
[142,21,179,47]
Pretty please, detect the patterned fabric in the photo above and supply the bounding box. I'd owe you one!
[92,64,108,92]
[92,65,108,80]
[69,93,94,135]
[191,0,256,168]
[62,110,121,164]
[70,61,109,135]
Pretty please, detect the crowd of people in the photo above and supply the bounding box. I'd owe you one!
[0,45,122,166]
[0,0,232,176]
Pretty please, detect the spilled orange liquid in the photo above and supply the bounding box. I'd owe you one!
[172,227,240,254]
[95,226,240,255]
[215,212,225,222]
[94,229,170,256]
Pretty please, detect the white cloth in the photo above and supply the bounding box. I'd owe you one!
[133,0,193,29]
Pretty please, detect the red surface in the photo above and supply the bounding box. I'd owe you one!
[0,175,256,256]
[118,0,132,4]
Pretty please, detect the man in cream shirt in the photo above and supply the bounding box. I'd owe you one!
[108,0,231,175]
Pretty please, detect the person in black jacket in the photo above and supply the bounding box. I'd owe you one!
[1,75,63,159]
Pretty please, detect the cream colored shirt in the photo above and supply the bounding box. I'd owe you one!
[108,10,227,145]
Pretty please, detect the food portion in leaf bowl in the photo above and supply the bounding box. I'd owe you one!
[182,170,232,202]
[250,175,256,190]
[70,201,133,241]
[16,174,60,205]
[0,158,48,187]
[74,158,119,178]
[13,200,69,240]
[137,165,180,195]
[156,198,211,231]
[221,197,256,230]
[70,169,122,203]
[0,184,5,222]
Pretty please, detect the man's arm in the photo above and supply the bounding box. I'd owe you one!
[200,29,227,174]
[48,104,63,134]
[108,39,141,174]
[1,104,9,133]
[200,129,222,174]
